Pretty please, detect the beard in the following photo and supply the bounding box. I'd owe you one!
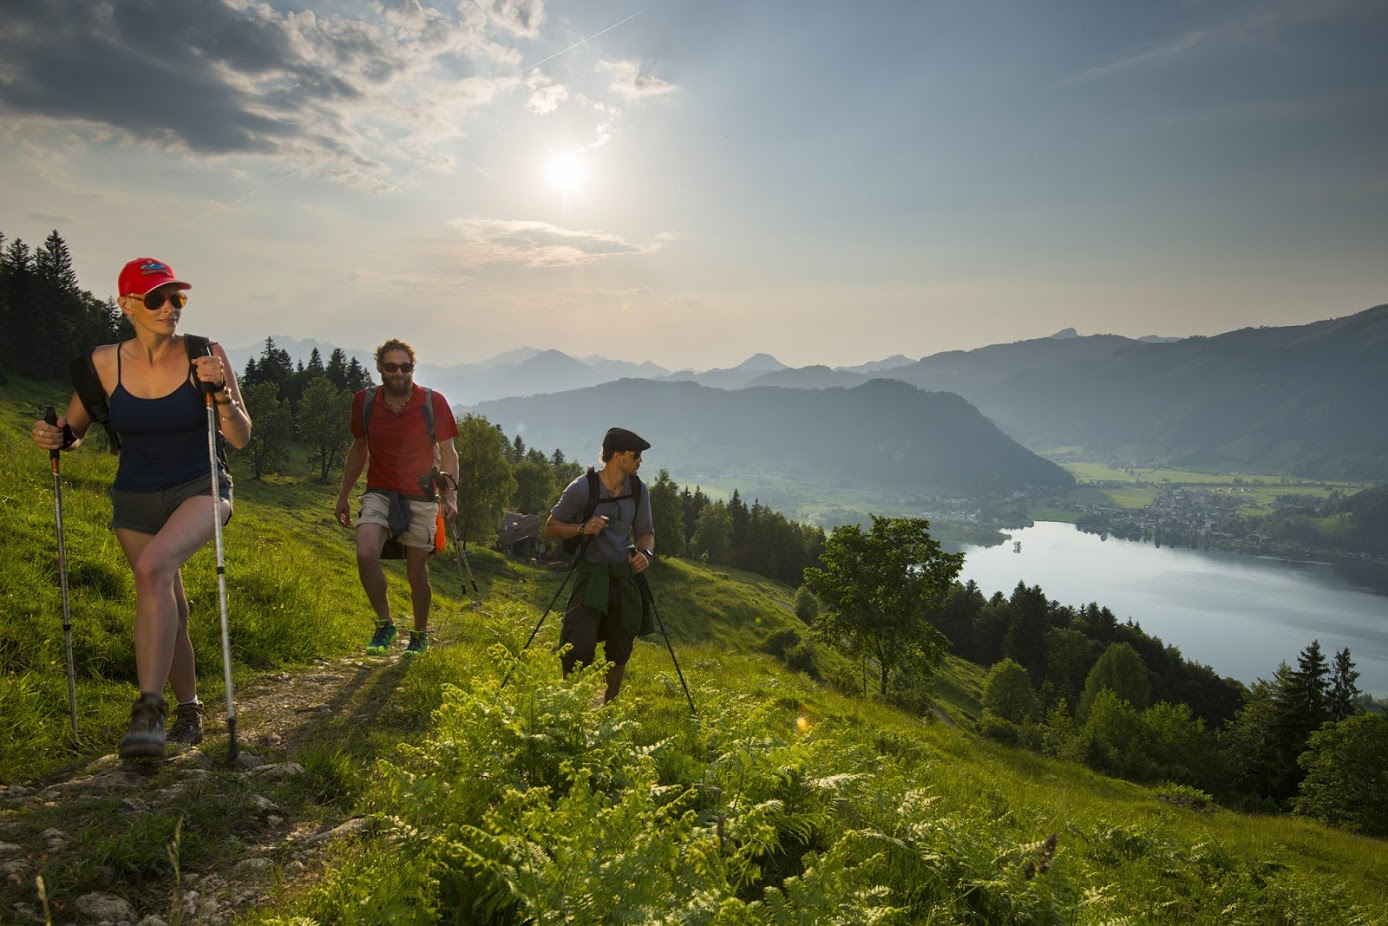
[383,378,412,399]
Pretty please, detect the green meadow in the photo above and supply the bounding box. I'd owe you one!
[2,379,1386,925]
[1030,458,1370,523]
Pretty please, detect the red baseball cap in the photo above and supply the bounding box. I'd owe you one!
[118,257,191,297]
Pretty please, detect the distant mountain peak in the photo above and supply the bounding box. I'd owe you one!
[1048,328,1079,339]
[735,353,786,372]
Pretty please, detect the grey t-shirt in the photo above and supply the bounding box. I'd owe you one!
[552,471,654,564]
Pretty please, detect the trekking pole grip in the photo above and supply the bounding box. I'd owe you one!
[44,407,60,462]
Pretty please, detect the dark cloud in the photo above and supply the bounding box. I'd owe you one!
[0,0,498,178]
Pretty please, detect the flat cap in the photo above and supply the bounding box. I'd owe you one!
[602,427,651,454]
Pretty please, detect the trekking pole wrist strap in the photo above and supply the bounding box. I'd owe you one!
[59,423,77,450]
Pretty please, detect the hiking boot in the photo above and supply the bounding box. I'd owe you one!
[119,693,168,759]
[366,619,398,655]
[404,631,429,657]
[168,700,205,746]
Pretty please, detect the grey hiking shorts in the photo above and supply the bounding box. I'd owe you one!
[110,471,232,535]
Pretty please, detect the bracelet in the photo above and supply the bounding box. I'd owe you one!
[214,396,233,406]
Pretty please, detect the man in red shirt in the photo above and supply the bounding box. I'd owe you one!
[335,339,459,656]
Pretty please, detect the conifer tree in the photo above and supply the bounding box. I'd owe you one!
[1328,647,1360,722]
[326,348,349,390]
[344,356,373,392]
[648,469,686,558]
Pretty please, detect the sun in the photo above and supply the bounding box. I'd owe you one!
[545,150,587,195]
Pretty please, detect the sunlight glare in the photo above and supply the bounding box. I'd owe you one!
[546,151,587,195]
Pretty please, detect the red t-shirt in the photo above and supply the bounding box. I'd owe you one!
[350,387,459,495]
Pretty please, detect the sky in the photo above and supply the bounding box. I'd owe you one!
[2,0,1385,371]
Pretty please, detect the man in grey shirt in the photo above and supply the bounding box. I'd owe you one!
[543,427,655,703]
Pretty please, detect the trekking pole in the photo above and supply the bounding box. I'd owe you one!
[199,361,238,763]
[453,519,481,595]
[635,568,697,715]
[426,471,479,598]
[499,547,583,690]
[43,407,80,745]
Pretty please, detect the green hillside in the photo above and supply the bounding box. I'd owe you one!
[473,377,1074,499]
[2,380,1386,925]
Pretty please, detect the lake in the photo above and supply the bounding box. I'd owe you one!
[950,521,1388,697]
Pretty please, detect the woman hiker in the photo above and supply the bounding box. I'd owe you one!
[31,257,251,759]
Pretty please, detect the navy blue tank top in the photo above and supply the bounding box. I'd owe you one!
[108,346,213,492]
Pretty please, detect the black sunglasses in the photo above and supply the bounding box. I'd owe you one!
[381,362,414,373]
[132,291,188,311]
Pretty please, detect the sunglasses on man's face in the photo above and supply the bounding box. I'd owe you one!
[381,362,413,373]
[131,291,188,311]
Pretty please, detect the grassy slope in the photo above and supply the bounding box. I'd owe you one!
[2,380,1386,923]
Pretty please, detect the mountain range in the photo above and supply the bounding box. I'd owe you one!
[472,377,1075,499]
[229,303,1388,481]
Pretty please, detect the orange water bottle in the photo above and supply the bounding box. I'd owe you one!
[434,508,446,554]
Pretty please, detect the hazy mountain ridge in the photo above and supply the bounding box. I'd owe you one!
[226,306,1385,479]
[965,305,1388,478]
[470,377,1074,498]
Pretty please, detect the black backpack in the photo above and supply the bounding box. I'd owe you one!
[70,334,219,458]
[563,467,644,553]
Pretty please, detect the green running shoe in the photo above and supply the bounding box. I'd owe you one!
[366,619,398,655]
[404,631,429,656]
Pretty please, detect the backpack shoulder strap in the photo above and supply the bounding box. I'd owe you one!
[184,334,212,362]
[361,386,379,440]
[69,348,120,455]
[580,467,601,523]
[183,334,228,467]
[631,472,644,524]
[420,387,435,444]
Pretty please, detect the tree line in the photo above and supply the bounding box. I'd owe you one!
[194,338,831,591]
[449,419,828,588]
[960,587,1385,835]
[0,230,131,384]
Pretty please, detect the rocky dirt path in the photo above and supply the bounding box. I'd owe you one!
[0,649,420,926]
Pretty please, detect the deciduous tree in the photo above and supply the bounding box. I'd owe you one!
[803,515,962,696]
[298,378,352,481]
[456,414,517,546]
[1078,642,1151,720]
[238,382,291,479]
[982,658,1039,724]
[1294,713,1388,836]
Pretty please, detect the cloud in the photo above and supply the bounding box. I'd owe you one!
[486,0,547,38]
[0,0,525,185]
[447,218,664,267]
[525,71,568,115]
[598,59,675,100]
